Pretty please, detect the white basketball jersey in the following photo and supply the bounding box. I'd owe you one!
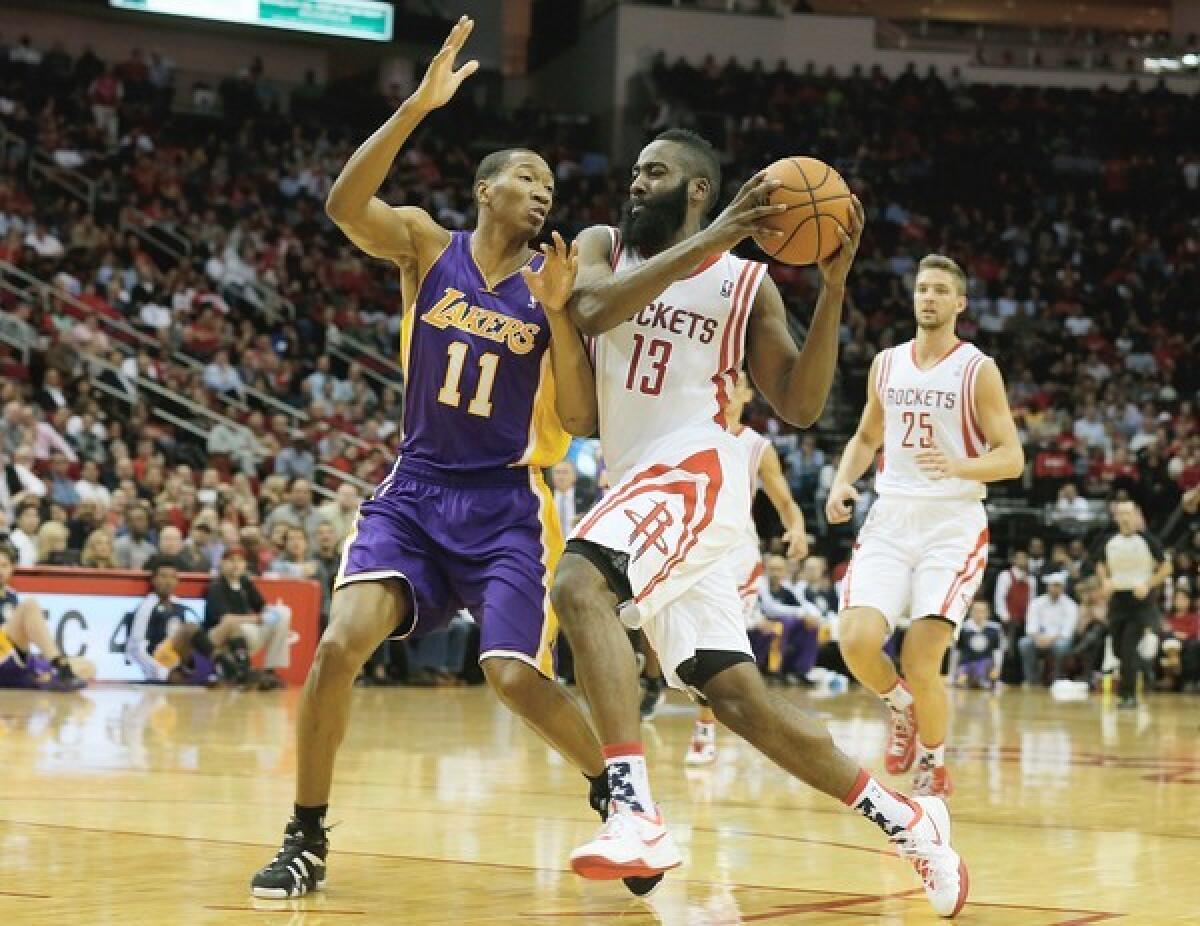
[732,424,770,545]
[875,339,990,500]
[590,227,768,481]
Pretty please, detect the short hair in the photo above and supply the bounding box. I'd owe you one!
[473,148,537,198]
[917,254,968,295]
[145,554,181,575]
[654,129,721,212]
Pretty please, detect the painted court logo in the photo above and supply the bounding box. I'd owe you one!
[624,501,674,561]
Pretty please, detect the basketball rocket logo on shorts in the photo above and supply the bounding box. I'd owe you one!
[624,501,675,561]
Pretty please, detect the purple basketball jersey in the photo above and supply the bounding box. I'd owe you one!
[397,231,570,474]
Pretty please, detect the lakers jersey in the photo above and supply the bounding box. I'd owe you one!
[589,227,769,481]
[875,339,990,500]
[397,232,571,472]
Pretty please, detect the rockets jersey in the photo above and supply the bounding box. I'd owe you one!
[396,231,571,473]
[732,424,771,546]
[875,339,990,500]
[588,226,769,481]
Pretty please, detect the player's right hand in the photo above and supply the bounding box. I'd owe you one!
[825,482,858,525]
[703,171,792,252]
[411,15,479,112]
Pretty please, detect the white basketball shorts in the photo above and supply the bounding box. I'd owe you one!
[570,433,753,689]
[840,495,989,631]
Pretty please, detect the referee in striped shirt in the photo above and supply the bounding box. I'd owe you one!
[1092,501,1172,709]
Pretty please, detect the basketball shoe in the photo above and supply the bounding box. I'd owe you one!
[250,819,328,899]
[588,775,666,897]
[571,802,683,882]
[891,795,969,918]
[912,755,954,798]
[885,702,918,774]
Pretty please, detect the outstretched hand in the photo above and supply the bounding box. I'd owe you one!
[522,232,579,313]
[411,15,479,112]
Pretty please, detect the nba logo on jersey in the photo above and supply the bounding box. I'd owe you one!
[721,279,734,298]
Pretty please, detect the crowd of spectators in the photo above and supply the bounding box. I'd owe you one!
[0,32,1198,689]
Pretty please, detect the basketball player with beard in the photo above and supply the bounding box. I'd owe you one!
[828,254,1023,798]
[551,130,970,918]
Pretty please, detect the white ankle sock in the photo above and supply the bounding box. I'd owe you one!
[604,743,655,814]
[843,769,917,837]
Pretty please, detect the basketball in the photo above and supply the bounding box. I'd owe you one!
[753,157,854,266]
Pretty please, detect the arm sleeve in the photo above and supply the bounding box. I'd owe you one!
[126,597,167,682]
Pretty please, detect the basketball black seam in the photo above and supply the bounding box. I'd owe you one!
[790,157,820,263]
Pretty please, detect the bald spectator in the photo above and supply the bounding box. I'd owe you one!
[158,525,204,572]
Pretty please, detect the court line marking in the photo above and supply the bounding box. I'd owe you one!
[7,784,1198,845]
[0,818,1126,922]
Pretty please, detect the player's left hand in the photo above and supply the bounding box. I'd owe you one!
[1133,583,1149,600]
[783,528,809,561]
[522,231,578,313]
[915,446,963,480]
[817,195,865,288]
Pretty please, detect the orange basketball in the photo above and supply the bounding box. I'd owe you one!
[753,157,854,266]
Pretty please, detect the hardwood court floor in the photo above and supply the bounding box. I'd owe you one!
[0,682,1195,924]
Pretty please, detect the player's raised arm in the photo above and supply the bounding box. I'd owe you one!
[913,360,1025,483]
[522,233,597,436]
[825,352,886,526]
[745,196,864,428]
[324,16,479,265]
[568,172,790,336]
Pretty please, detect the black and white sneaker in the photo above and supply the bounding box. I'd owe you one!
[251,819,328,899]
[587,773,664,897]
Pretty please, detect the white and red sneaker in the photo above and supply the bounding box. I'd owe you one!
[885,703,918,774]
[569,804,683,881]
[684,728,717,766]
[892,795,969,918]
[913,760,955,798]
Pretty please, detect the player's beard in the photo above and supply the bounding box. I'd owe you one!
[620,180,689,255]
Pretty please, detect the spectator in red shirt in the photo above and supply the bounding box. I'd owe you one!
[1159,585,1200,690]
